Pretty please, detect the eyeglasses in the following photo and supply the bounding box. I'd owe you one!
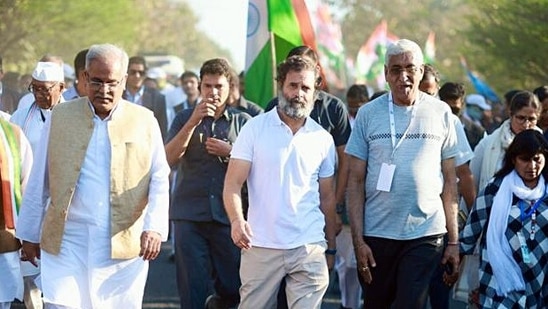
[513,114,538,124]
[28,82,58,94]
[388,65,421,76]
[87,79,123,91]
[128,69,145,76]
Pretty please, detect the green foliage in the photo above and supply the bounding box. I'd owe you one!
[332,0,547,95]
[0,0,232,74]
[464,0,548,92]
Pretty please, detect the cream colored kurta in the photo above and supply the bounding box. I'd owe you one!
[16,101,170,308]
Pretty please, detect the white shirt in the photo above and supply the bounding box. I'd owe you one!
[231,109,336,249]
[10,102,58,151]
[164,86,187,128]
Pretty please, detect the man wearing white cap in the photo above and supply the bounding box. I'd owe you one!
[11,61,65,151]
[463,93,496,133]
[146,67,174,95]
[15,56,64,113]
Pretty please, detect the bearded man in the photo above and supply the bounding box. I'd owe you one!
[223,55,338,308]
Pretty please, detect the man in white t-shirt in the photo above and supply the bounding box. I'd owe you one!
[223,55,338,308]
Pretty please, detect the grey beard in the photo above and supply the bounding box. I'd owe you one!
[278,94,313,120]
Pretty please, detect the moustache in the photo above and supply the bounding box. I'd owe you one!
[289,97,306,105]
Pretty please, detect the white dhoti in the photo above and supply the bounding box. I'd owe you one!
[0,251,23,303]
[40,221,148,309]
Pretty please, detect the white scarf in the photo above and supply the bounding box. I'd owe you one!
[486,170,546,296]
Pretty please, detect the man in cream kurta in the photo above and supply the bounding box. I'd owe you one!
[16,44,170,309]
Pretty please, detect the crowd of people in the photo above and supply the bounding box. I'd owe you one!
[0,37,547,309]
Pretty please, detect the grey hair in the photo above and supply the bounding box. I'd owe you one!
[385,39,424,66]
[85,43,129,75]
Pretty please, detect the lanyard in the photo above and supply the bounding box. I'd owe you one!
[519,197,543,222]
[388,93,417,160]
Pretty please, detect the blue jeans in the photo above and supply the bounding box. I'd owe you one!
[173,220,241,308]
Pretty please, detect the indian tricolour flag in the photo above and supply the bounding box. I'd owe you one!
[355,20,398,91]
[424,31,436,64]
[245,0,317,107]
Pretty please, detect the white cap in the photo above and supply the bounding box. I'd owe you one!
[63,63,75,80]
[32,62,64,82]
[146,67,166,80]
[466,94,491,111]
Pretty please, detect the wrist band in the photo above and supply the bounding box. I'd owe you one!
[325,249,337,255]
[447,241,459,245]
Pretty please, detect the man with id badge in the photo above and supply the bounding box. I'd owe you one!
[345,39,460,308]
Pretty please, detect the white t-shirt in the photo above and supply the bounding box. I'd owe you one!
[231,109,336,249]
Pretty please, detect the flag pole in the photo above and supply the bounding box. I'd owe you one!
[270,32,277,99]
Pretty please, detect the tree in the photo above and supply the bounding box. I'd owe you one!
[0,0,232,74]
[332,0,470,89]
[329,0,547,95]
[463,0,548,92]
[133,0,232,70]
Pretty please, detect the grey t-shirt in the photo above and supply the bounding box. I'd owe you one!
[345,92,458,240]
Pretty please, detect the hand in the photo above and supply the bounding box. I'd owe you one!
[441,244,460,285]
[188,98,218,126]
[354,241,376,284]
[21,241,40,267]
[230,218,253,250]
[443,267,460,286]
[205,137,232,157]
[139,231,162,261]
[326,253,335,271]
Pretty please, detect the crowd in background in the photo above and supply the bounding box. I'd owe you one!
[1,37,548,309]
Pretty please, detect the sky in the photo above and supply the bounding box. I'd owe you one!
[185,0,248,70]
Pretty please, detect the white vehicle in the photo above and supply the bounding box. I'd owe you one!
[144,55,185,78]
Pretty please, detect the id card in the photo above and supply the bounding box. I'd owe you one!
[376,162,396,192]
[517,231,531,264]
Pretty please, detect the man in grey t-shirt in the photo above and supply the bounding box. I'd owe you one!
[345,39,460,308]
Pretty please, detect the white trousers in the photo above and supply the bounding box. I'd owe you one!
[335,226,362,309]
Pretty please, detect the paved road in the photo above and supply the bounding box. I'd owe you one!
[12,241,468,308]
[143,242,468,309]
[142,242,344,309]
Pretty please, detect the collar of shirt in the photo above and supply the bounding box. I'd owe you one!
[125,86,144,104]
[87,99,122,121]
